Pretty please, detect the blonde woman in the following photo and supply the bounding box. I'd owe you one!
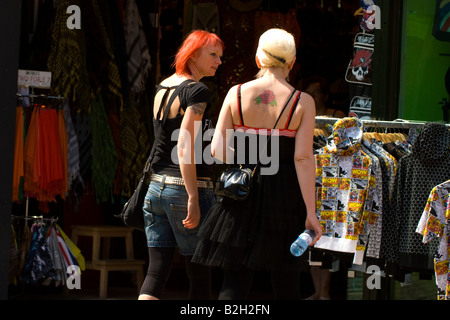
[193,28,322,300]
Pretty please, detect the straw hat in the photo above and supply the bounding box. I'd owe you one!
[228,0,263,12]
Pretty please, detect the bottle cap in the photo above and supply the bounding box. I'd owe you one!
[304,229,315,238]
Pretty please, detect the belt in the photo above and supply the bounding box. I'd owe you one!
[150,174,213,189]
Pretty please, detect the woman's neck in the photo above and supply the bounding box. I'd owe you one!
[259,67,289,83]
[186,61,202,82]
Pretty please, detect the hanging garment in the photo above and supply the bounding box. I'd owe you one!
[47,0,92,112]
[384,122,450,272]
[12,107,25,202]
[81,0,123,109]
[23,107,67,202]
[57,224,85,271]
[124,0,152,96]
[367,140,397,199]
[107,109,123,196]
[53,226,80,271]
[19,223,31,278]
[22,224,58,286]
[23,107,39,199]
[416,180,450,300]
[58,109,69,199]
[63,100,82,190]
[22,222,83,288]
[98,0,131,106]
[38,108,65,201]
[47,0,81,99]
[9,225,20,285]
[90,94,118,203]
[364,140,396,262]
[46,225,67,286]
[74,111,92,192]
[119,103,150,197]
[314,118,381,265]
[192,2,221,35]
[361,144,383,259]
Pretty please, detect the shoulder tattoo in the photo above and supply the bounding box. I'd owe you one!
[188,102,207,115]
[255,90,277,107]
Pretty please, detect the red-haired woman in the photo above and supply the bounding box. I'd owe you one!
[139,30,224,300]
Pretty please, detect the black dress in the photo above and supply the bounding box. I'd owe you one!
[192,90,308,272]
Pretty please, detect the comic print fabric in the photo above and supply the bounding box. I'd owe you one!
[417,180,450,300]
[314,118,381,265]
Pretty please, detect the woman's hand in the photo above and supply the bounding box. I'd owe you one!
[305,213,322,246]
[182,196,201,229]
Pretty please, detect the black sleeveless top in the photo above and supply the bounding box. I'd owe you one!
[151,80,211,178]
[193,87,310,272]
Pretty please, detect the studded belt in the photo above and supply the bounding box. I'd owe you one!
[150,174,213,189]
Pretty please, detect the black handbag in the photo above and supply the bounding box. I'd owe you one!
[214,89,296,201]
[117,159,152,231]
[214,165,256,201]
[116,80,195,230]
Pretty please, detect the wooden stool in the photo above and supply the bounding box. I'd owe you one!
[71,225,146,299]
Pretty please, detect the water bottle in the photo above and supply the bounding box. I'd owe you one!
[290,230,315,257]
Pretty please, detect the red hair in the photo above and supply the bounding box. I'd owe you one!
[173,30,225,76]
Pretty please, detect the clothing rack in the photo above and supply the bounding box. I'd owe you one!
[315,116,450,130]
[16,93,65,100]
[12,214,59,223]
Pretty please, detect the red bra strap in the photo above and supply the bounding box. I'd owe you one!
[285,91,302,130]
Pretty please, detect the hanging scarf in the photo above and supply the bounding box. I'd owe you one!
[90,93,118,203]
[47,0,92,112]
[81,0,123,110]
[119,102,150,197]
[124,0,152,96]
[12,107,25,202]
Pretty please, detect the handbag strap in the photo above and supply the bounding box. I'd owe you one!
[143,79,196,176]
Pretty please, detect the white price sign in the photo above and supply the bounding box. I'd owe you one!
[18,70,52,88]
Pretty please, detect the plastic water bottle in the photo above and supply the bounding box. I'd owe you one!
[290,230,315,257]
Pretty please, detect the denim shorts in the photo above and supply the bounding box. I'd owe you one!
[143,178,215,256]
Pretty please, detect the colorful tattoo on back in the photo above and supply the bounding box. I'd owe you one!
[255,90,277,107]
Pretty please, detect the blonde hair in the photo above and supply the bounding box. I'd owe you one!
[256,28,296,78]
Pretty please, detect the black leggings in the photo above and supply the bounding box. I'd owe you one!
[219,267,300,300]
[139,247,212,299]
